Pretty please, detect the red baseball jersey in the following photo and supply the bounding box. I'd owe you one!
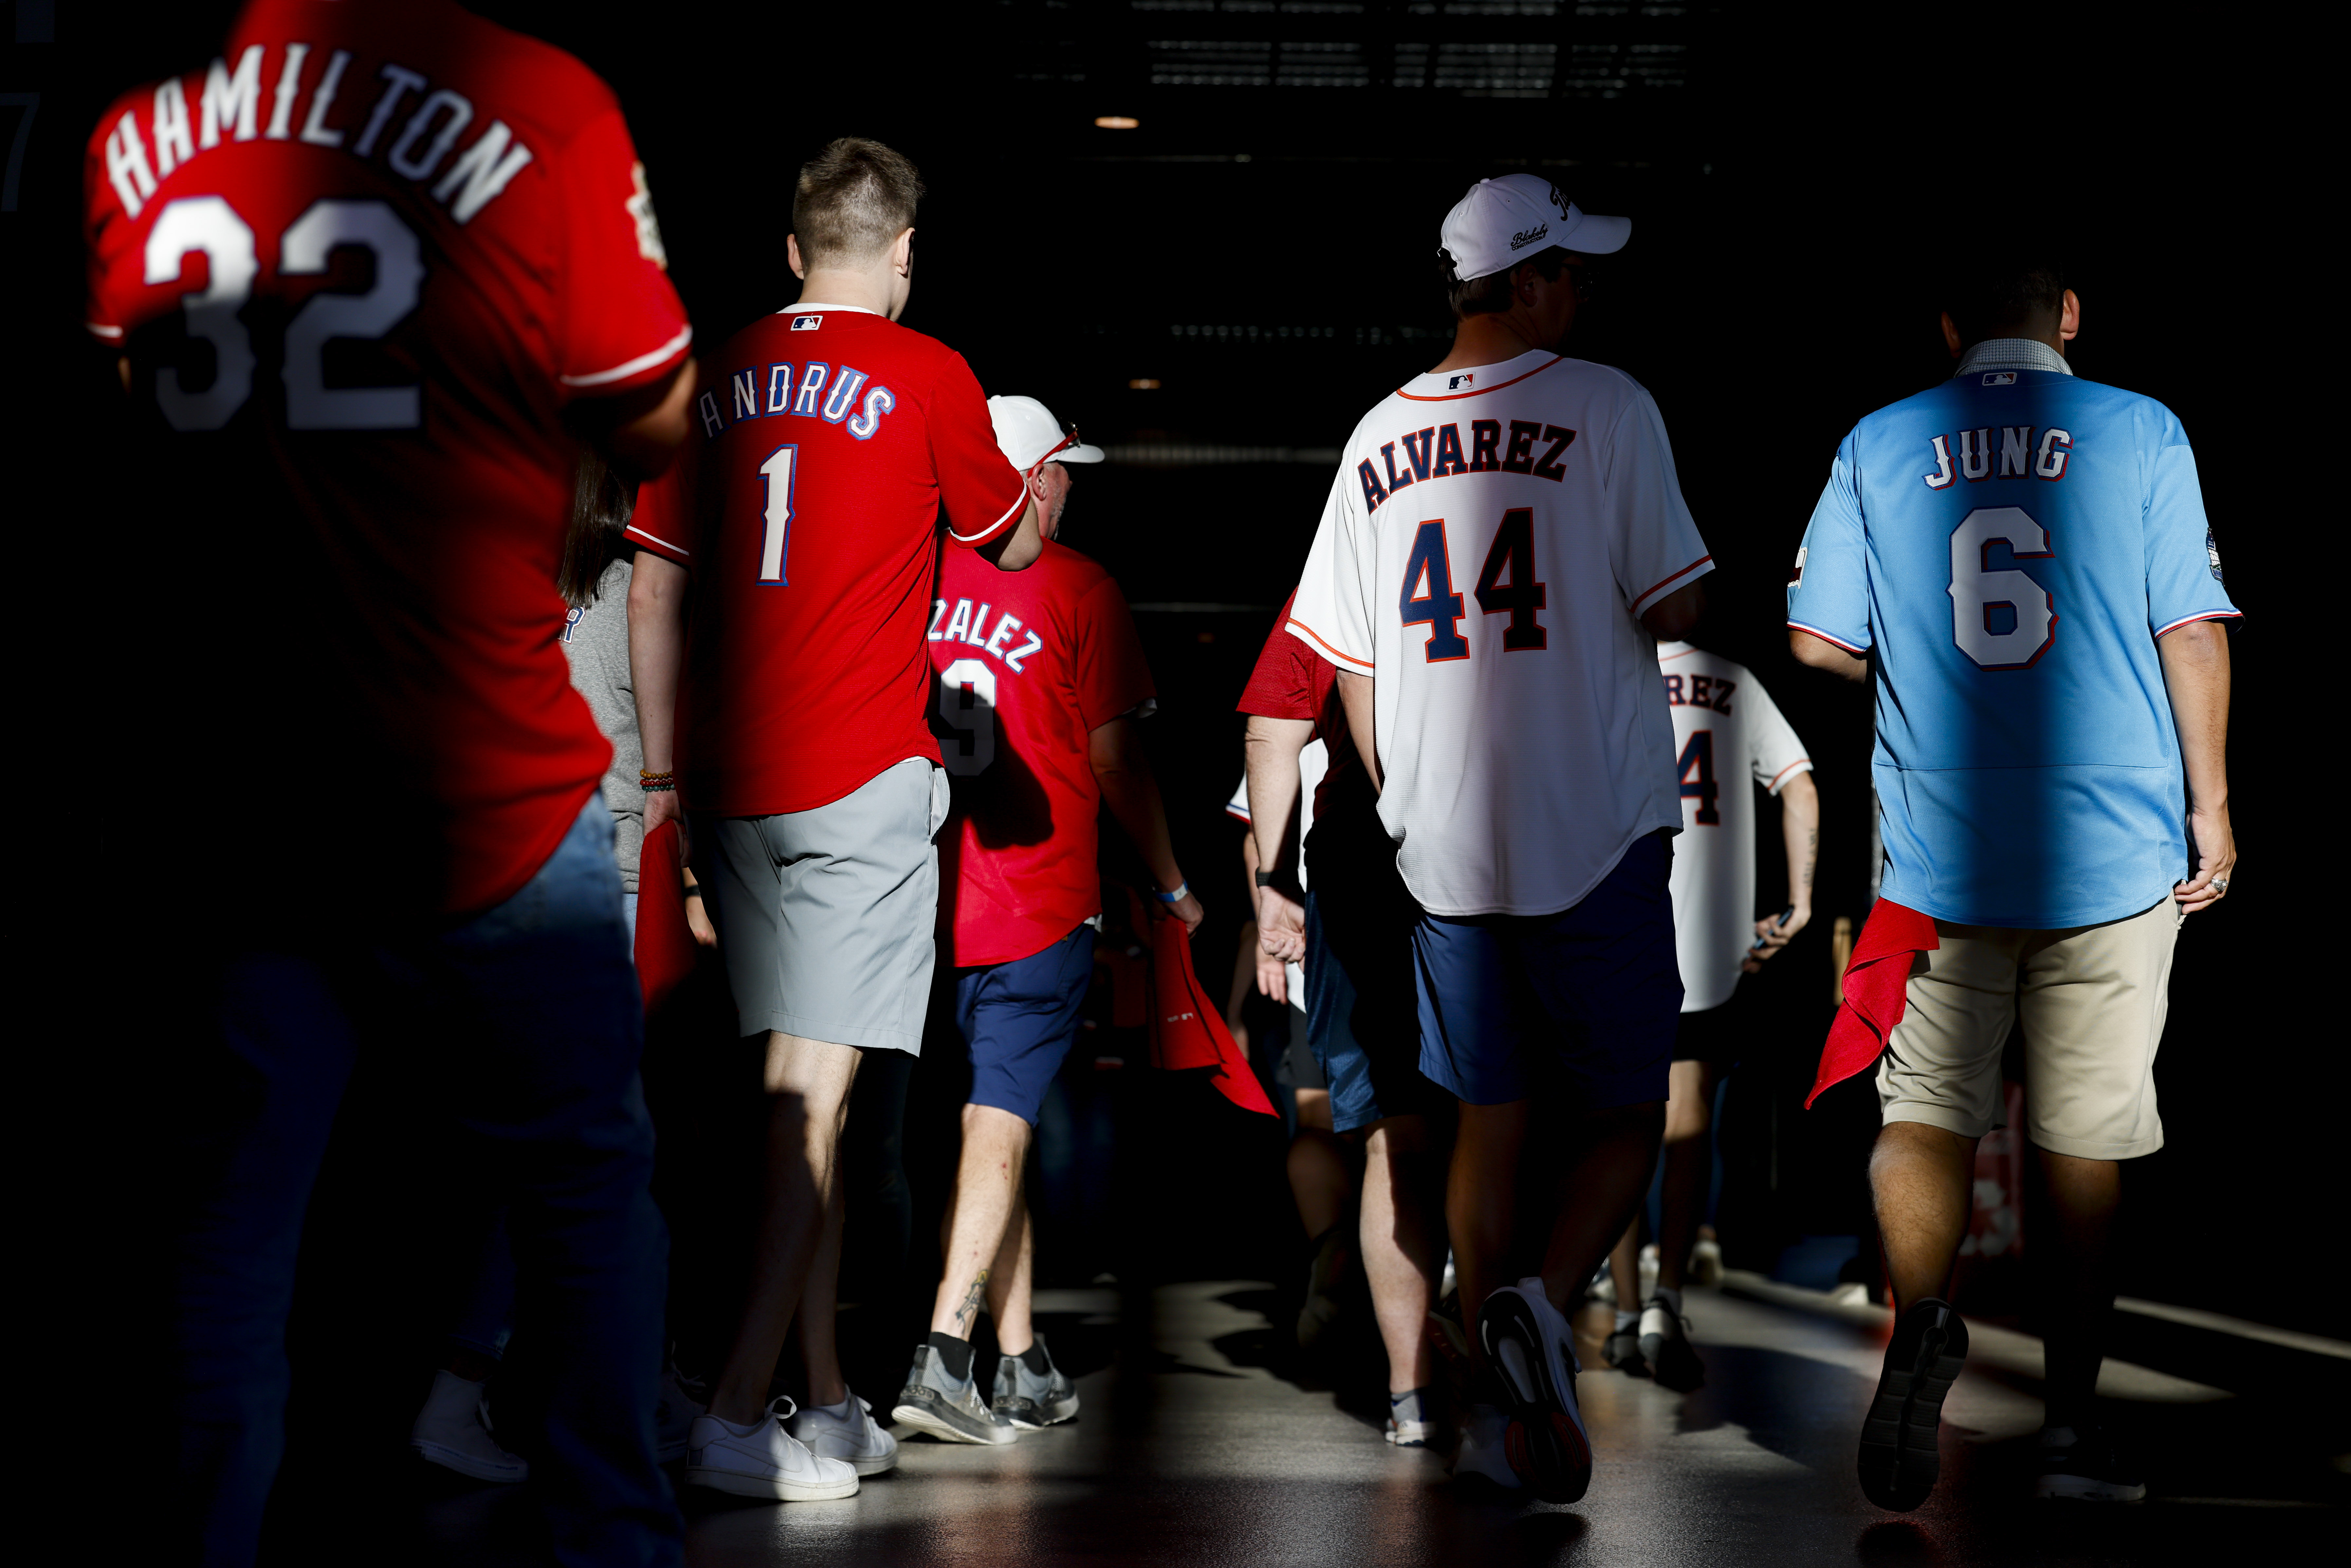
[1236,591,1358,822]
[931,539,1155,968]
[628,308,1029,816]
[83,0,691,916]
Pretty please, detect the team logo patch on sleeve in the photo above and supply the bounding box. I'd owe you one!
[791,315,823,331]
[2207,528,2224,582]
[1788,545,1807,588]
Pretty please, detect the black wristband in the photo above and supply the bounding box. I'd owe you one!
[1253,869,1280,887]
[682,884,704,900]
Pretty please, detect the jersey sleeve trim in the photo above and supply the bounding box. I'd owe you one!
[2155,609,2243,637]
[85,321,124,341]
[1284,615,1373,674]
[1225,801,1253,823]
[623,520,692,564]
[1395,355,1564,402]
[560,324,694,390]
[946,483,1030,546]
[1765,758,1814,794]
[1787,620,1869,655]
[1629,554,1714,616]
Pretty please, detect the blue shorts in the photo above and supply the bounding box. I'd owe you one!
[1414,832,1682,1108]
[954,922,1097,1125]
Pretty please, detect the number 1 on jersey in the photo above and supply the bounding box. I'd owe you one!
[757,444,798,584]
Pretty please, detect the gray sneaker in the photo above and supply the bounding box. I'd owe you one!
[992,1335,1079,1430]
[891,1344,1015,1446]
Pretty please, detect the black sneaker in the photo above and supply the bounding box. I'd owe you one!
[1639,1298,1705,1392]
[1857,1298,1969,1512]
[891,1344,1014,1446]
[1476,1278,1593,1505]
[2034,1425,2146,1502]
[1602,1324,1650,1377]
[992,1335,1080,1430]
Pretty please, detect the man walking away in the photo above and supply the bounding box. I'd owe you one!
[1788,246,2238,1510]
[1288,175,1710,1504]
[628,139,1044,1501]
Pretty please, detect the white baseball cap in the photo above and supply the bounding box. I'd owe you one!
[988,395,1105,471]
[1438,173,1630,283]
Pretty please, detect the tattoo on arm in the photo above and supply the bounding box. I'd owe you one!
[953,1269,990,1332]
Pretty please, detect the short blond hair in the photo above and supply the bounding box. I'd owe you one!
[792,138,924,268]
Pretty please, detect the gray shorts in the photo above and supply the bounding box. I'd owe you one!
[699,757,949,1053]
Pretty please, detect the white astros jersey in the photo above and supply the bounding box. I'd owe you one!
[1287,350,1713,917]
[1656,643,1811,1011]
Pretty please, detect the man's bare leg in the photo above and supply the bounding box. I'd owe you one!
[1870,1120,1977,1311]
[985,1195,1035,1355]
[1288,1087,1350,1240]
[1607,1221,1642,1308]
[1360,1116,1442,1394]
[931,1105,1030,1339]
[2034,1149,2121,1431]
[793,1152,849,1409]
[1448,1099,1528,1354]
[707,1033,860,1426]
[1534,1101,1666,1310]
[1655,1060,1723,1294]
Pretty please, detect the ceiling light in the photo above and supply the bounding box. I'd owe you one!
[1094,115,1141,130]
[1127,378,1161,390]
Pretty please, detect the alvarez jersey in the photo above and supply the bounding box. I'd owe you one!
[1787,365,2240,929]
[1656,644,1810,1011]
[1287,350,1713,917]
[83,0,691,916]
[628,307,1029,817]
[929,539,1155,968]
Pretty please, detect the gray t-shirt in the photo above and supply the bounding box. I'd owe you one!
[561,554,645,890]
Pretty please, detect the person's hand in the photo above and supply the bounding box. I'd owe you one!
[1169,888,1205,936]
[644,786,686,852]
[1255,946,1288,1005]
[2175,803,2234,914]
[683,878,717,948]
[1256,885,1306,963]
[1742,904,1810,973]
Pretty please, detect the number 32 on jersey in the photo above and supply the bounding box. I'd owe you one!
[1399,508,1547,660]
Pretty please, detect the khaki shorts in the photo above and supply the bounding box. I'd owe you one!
[1876,895,2183,1160]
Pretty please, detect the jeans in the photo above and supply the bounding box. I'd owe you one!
[172,799,681,1568]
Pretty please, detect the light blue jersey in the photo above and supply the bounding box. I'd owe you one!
[1787,350,2239,929]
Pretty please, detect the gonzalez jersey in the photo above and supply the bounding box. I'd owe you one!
[83,0,691,916]
[1657,644,1810,1011]
[628,306,1029,816]
[1787,360,2240,928]
[930,539,1155,968]
[1287,350,1714,917]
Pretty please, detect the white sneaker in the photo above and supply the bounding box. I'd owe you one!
[656,1368,707,1465]
[785,1392,899,1475]
[684,1397,860,1501]
[1450,1402,1520,1489]
[411,1369,528,1484]
[1688,1236,1725,1287]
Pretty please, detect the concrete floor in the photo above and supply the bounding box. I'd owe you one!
[406,1279,2342,1567]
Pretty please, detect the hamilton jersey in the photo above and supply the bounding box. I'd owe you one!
[1657,644,1810,1011]
[82,0,692,916]
[1287,350,1714,917]
[628,307,1030,816]
[1787,356,2240,928]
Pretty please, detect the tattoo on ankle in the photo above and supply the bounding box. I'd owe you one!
[954,1269,990,1331]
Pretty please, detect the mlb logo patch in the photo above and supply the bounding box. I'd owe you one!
[791,314,823,331]
[1982,371,2016,386]
[1447,372,1476,391]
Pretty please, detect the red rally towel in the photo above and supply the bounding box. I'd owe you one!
[634,820,698,1018]
[1807,899,1939,1108]
[1134,890,1277,1117]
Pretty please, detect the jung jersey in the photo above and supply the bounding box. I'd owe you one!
[1657,644,1810,1011]
[1287,350,1714,917]
[1787,357,2240,928]
[82,0,691,916]
[930,539,1155,969]
[628,307,1029,817]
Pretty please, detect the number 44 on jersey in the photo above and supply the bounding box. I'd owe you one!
[1400,508,1548,660]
